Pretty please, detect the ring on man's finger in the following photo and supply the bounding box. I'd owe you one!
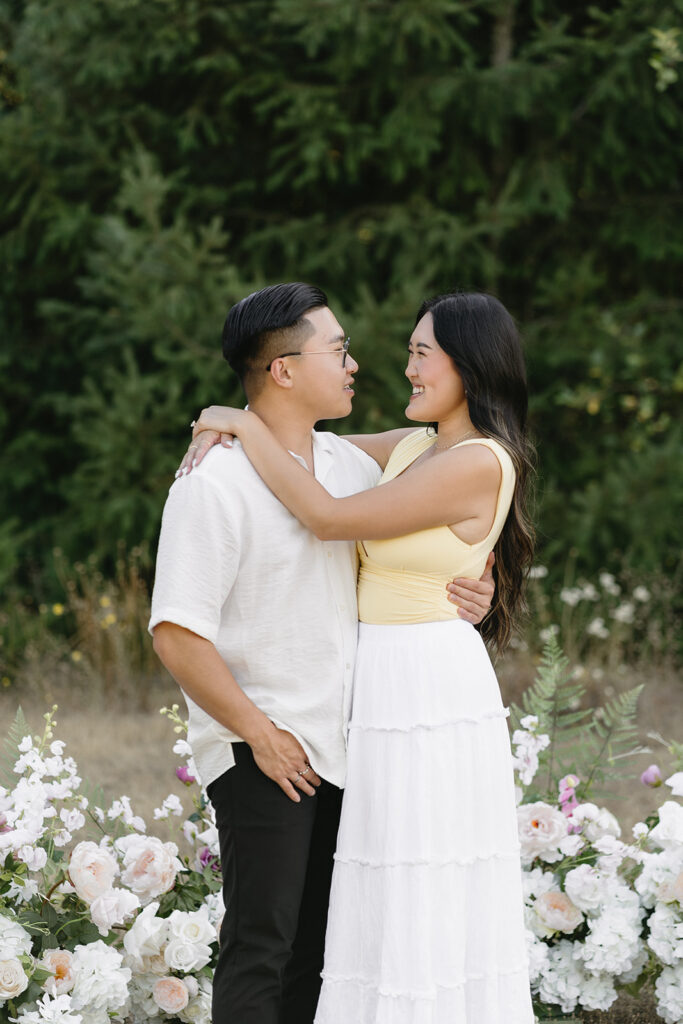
[189,444,198,450]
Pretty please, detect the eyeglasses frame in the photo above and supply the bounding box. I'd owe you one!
[265,336,350,372]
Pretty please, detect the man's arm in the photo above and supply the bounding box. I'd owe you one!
[153,622,320,802]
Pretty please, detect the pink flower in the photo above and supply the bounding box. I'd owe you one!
[153,976,190,1014]
[641,764,663,787]
[69,841,118,903]
[175,766,196,785]
[41,950,75,995]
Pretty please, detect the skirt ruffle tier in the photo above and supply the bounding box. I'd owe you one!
[314,620,534,1024]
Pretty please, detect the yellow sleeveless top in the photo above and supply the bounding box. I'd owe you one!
[357,429,516,625]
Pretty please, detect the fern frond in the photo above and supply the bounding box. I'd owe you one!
[0,706,32,790]
[581,685,644,796]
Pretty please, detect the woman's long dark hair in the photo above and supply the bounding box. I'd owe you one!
[416,292,535,653]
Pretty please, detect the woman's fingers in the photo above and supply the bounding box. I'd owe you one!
[175,430,222,478]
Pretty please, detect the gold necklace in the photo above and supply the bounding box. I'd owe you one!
[432,429,480,451]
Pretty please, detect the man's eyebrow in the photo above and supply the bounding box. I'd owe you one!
[328,332,345,345]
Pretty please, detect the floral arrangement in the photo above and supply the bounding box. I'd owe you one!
[0,706,221,1024]
[514,714,683,1021]
[1,638,682,1023]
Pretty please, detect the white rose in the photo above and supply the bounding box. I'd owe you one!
[90,887,140,936]
[564,864,605,913]
[41,949,76,995]
[0,914,33,957]
[651,802,683,849]
[69,842,118,903]
[533,890,583,937]
[0,958,29,1000]
[122,901,169,972]
[168,907,216,947]
[517,802,568,865]
[164,936,212,973]
[179,983,212,1024]
[116,834,182,902]
[153,976,190,1014]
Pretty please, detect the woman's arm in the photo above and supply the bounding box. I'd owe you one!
[341,428,415,470]
[176,422,415,477]
[191,408,502,542]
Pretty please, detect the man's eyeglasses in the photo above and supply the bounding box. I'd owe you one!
[266,337,350,372]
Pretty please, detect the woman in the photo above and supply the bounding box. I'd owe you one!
[185,291,535,1023]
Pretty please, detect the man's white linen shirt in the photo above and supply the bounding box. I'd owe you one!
[149,431,381,790]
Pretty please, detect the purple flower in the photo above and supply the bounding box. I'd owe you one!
[175,765,196,786]
[640,764,663,788]
[198,846,220,872]
[0,813,11,833]
[558,774,579,819]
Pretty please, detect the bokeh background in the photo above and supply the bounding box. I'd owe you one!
[1,2,681,797]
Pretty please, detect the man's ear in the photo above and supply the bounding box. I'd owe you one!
[269,358,295,389]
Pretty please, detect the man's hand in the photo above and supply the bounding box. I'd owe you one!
[446,551,495,624]
[249,722,322,803]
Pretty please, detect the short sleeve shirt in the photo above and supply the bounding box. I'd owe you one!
[149,431,381,789]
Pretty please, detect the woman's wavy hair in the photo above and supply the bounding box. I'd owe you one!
[416,291,536,653]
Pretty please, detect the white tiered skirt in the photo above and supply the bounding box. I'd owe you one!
[315,620,534,1024]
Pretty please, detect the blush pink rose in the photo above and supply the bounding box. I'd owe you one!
[534,890,583,937]
[69,841,118,903]
[41,949,76,995]
[116,835,182,902]
[153,976,190,1014]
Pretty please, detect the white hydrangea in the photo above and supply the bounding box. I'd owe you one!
[578,897,644,976]
[647,904,683,966]
[578,970,617,1011]
[69,941,131,1018]
[536,939,584,1013]
[525,928,550,985]
[636,847,683,908]
[655,962,683,1024]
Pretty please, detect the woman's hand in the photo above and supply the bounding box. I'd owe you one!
[176,429,225,477]
[175,406,251,477]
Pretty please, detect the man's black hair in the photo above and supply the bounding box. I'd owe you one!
[222,283,328,393]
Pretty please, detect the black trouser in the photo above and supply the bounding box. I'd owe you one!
[208,742,343,1024]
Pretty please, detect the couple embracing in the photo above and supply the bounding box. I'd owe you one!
[150,283,536,1024]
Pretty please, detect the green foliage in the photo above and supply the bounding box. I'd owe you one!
[0,706,30,789]
[510,636,645,802]
[0,0,681,600]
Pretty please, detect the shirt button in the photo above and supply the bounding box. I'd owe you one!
[345,663,351,670]
[327,551,332,558]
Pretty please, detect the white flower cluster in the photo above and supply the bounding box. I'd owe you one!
[511,715,550,788]
[0,736,84,873]
[0,713,221,1024]
[513,715,683,1020]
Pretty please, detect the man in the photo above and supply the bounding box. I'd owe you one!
[150,283,494,1024]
